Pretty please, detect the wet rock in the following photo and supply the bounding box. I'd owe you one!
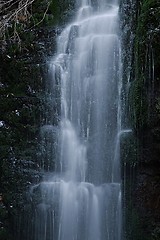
[121,0,160,239]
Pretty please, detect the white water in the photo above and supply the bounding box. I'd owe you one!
[33,1,122,239]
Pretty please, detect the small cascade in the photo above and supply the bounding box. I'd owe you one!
[31,1,123,240]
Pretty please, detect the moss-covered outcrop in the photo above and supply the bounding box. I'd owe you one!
[130,0,160,130]
[0,50,46,240]
[121,0,160,239]
[0,1,75,239]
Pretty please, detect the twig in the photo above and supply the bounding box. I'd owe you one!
[31,1,51,28]
[0,0,36,42]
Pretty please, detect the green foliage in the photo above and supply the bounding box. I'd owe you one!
[124,2,160,240]
[0,1,76,239]
[138,0,159,30]
[135,0,160,61]
[48,0,75,24]
[132,0,160,130]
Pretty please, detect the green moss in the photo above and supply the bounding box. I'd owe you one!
[130,0,160,130]
[135,0,160,66]
[135,0,160,64]
[129,75,148,129]
[151,226,160,240]
[121,133,139,166]
[49,1,61,23]
[0,228,11,240]
[125,207,148,240]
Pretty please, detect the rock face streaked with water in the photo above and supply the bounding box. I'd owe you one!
[32,0,122,239]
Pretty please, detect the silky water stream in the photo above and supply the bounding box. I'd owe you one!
[31,1,122,239]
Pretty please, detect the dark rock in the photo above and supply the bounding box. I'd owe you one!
[121,0,160,239]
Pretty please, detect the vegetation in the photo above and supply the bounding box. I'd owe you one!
[0,0,160,239]
[122,0,160,240]
[0,0,75,53]
[134,0,160,128]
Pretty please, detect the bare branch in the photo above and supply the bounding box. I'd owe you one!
[0,0,36,41]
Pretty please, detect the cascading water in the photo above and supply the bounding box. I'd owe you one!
[32,0,122,239]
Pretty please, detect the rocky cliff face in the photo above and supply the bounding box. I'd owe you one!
[0,1,75,239]
[121,0,160,239]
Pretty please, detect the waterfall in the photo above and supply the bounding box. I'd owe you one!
[32,1,122,239]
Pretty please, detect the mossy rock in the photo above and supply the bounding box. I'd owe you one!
[0,227,11,240]
[121,132,139,166]
[128,75,148,130]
